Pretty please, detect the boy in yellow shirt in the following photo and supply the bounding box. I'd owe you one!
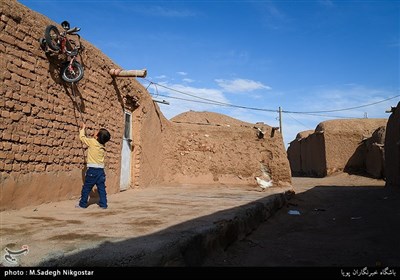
[76,123,111,209]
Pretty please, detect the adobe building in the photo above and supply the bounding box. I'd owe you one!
[287,119,387,177]
[385,102,400,187]
[0,0,291,210]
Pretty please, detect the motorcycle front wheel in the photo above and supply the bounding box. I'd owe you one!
[61,61,84,83]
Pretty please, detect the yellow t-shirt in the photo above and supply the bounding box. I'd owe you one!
[79,128,105,168]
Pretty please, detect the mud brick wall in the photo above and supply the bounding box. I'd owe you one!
[161,121,292,187]
[0,0,161,210]
[385,102,400,187]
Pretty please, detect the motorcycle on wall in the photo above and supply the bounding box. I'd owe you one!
[39,20,84,83]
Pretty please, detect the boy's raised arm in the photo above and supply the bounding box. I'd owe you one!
[79,123,90,146]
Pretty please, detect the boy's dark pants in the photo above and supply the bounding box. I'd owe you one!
[79,167,107,208]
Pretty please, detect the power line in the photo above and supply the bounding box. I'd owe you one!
[290,112,361,119]
[145,78,238,107]
[144,79,399,115]
[153,92,363,122]
[286,113,311,129]
[146,79,277,112]
[283,95,400,114]
[151,93,235,107]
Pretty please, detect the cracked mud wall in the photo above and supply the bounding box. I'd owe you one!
[160,112,292,187]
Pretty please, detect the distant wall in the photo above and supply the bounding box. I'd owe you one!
[287,140,301,176]
[287,130,313,176]
[301,132,326,177]
[287,130,326,177]
[385,102,400,187]
[321,119,387,175]
[160,115,292,187]
[287,119,387,178]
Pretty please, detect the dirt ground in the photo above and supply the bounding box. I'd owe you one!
[1,172,399,269]
[204,173,400,267]
[0,182,291,267]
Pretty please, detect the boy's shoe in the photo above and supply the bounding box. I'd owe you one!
[97,203,107,209]
[75,204,85,209]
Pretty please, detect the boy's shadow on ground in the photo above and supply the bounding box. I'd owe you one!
[88,189,100,206]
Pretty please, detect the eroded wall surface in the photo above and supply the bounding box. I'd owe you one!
[161,112,292,187]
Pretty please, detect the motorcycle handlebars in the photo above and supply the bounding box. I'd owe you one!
[66,27,81,34]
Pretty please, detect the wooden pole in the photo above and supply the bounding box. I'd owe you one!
[109,69,147,78]
[279,106,282,135]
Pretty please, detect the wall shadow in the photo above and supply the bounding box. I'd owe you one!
[43,50,86,119]
[44,51,65,84]
[344,142,367,176]
[110,78,125,109]
[248,184,400,267]
[204,183,399,267]
[36,182,399,267]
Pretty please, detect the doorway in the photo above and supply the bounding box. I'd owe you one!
[120,111,132,191]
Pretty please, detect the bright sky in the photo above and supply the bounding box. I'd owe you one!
[21,0,399,147]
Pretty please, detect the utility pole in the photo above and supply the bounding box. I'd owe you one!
[279,106,283,135]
